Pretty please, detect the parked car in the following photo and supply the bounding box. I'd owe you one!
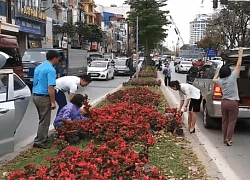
[87,60,115,80]
[0,53,31,156]
[192,49,250,128]
[175,60,193,73]
[114,58,133,75]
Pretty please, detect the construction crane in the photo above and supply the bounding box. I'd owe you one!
[168,15,185,46]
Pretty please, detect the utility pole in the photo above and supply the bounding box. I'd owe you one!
[135,16,139,78]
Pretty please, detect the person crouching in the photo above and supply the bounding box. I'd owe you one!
[53,94,88,128]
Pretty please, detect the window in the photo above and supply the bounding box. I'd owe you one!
[200,65,211,78]
[0,2,6,16]
[14,74,26,91]
[0,75,7,94]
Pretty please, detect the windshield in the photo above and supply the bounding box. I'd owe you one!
[22,51,47,62]
[89,61,107,67]
[116,60,127,66]
[89,54,103,58]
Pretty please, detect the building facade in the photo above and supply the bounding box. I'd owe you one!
[14,0,47,55]
[79,0,96,24]
[189,14,212,45]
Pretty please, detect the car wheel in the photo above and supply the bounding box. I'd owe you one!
[203,104,214,129]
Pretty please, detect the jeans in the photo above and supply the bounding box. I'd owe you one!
[55,89,67,115]
[33,96,51,144]
[164,76,171,86]
[54,116,88,129]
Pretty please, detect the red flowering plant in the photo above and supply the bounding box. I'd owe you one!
[123,78,161,87]
[165,108,183,135]
[138,71,157,78]
[81,102,170,146]
[106,86,161,108]
[7,138,166,180]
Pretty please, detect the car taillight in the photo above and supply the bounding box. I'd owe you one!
[213,84,222,100]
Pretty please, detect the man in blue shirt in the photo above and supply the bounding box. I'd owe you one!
[33,50,60,149]
[163,63,172,86]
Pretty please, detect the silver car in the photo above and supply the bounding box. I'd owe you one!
[0,69,31,156]
[114,58,134,75]
[192,49,250,129]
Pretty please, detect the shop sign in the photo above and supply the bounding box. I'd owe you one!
[23,6,47,21]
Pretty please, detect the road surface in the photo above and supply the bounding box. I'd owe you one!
[164,62,250,180]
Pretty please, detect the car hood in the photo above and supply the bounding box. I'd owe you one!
[221,48,250,64]
[22,61,42,68]
[88,67,107,71]
[115,65,127,69]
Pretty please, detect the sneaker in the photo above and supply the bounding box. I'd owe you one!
[33,143,51,149]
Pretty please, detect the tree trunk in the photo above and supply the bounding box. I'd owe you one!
[145,39,151,66]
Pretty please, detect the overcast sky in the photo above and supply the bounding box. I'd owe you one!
[95,0,214,49]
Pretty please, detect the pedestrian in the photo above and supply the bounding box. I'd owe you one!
[213,47,243,146]
[33,50,60,149]
[126,57,134,78]
[158,60,162,71]
[163,63,172,86]
[169,80,202,133]
[55,75,92,114]
[53,94,88,129]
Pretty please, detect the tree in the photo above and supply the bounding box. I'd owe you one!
[75,21,91,47]
[88,24,103,46]
[127,0,170,64]
[201,1,250,49]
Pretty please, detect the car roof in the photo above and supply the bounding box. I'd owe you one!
[25,48,64,52]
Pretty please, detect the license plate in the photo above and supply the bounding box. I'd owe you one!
[118,71,124,73]
[23,69,29,72]
[90,73,98,77]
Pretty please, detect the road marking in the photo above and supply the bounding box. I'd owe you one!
[158,71,240,180]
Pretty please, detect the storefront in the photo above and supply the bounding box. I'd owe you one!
[15,5,46,55]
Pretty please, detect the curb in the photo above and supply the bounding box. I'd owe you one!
[157,71,236,180]
[0,81,125,168]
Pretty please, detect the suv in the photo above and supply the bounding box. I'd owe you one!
[192,49,250,128]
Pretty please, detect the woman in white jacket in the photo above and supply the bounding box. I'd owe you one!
[169,80,202,133]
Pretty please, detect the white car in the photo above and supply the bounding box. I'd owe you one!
[175,60,193,73]
[87,61,115,80]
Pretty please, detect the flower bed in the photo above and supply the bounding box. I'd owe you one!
[138,71,157,78]
[106,86,160,108]
[8,138,165,179]
[81,102,170,142]
[123,78,161,86]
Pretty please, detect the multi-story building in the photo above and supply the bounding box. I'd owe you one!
[13,0,47,54]
[79,0,96,24]
[0,1,20,35]
[189,14,212,45]
[95,4,130,54]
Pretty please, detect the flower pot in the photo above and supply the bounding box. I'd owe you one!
[176,129,184,136]
[66,137,80,145]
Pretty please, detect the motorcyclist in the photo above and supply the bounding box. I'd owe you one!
[186,62,199,84]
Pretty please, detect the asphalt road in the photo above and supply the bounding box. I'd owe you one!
[165,62,250,180]
[13,75,130,150]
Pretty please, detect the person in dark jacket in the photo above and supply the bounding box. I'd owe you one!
[126,57,134,78]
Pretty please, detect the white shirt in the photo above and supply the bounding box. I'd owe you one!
[55,76,80,94]
[178,83,200,100]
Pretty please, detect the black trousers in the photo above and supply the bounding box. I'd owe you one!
[164,76,171,86]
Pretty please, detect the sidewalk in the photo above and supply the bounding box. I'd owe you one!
[157,70,232,180]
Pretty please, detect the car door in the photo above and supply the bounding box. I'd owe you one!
[0,73,16,156]
[13,74,31,129]
[197,64,211,98]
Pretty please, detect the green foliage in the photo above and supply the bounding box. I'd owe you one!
[126,0,170,50]
[53,21,103,43]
